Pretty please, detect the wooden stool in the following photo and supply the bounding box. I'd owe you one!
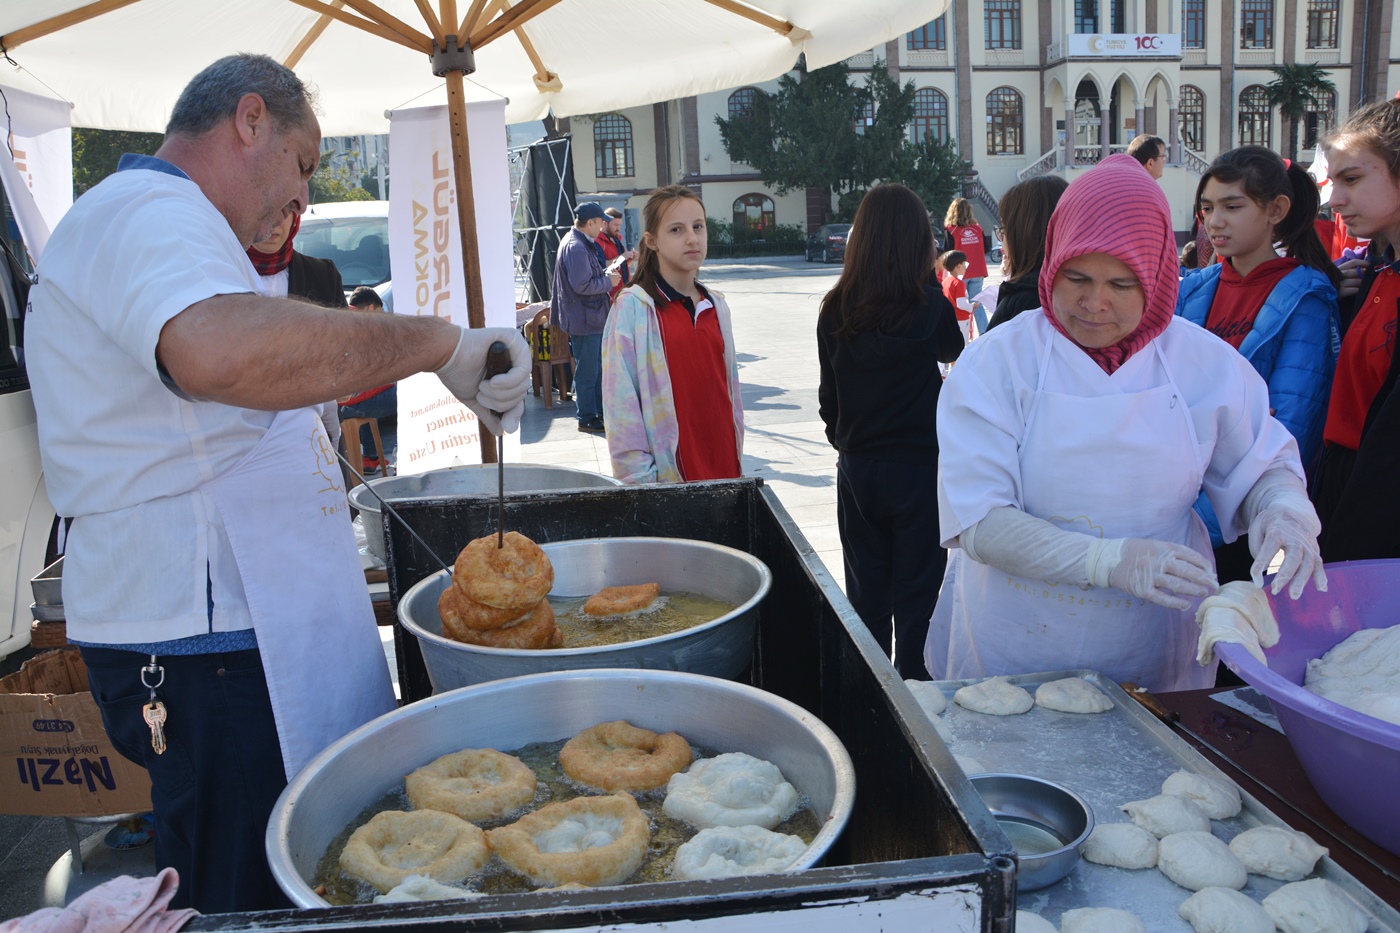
[340,416,387,487]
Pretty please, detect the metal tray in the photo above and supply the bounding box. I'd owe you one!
[29,602,65,623]
[926,670,1400,931]
[30,556,63,607]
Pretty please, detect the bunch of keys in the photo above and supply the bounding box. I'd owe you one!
[141,655,167,755]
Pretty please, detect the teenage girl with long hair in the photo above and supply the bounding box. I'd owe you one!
[601,185,743,484]
[1176,145,1340,581]
[818,184,964,679]
[986,174,1069,330]
[944,197,989,322]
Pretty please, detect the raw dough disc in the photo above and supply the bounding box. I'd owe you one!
[1120,794,1211,838]
[1156,831,1247,892]
[1178,886,1275,933]
[670,825,809,881]
[1034,677,1113,713]
[1262,878,1369,933]
[1081,822,1158,870]
[1161,769,1241,820]
[1228,825,1329,882]
[953,676,1033,715]
[1060,907,1147,933]
[905,679,947,717]
[1014,910,1058,933]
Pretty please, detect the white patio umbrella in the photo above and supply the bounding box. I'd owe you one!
[0,0,946,459]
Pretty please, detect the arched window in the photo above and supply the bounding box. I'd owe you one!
[910,88,949,145]
[593,114,633,178]
[1304,90,1337,150]
[733,194,775,235]
[1180,86,1206,153]
[987,87,1024,155]
[1238,85,1271,148]
[728,87,760,122]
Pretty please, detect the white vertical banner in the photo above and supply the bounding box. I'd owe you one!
[0,83,74,262]
[388,100,517,474]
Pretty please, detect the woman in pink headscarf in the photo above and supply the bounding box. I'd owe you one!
[925,155,1326,692]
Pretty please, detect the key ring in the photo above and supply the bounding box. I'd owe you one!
[141,654,164,692]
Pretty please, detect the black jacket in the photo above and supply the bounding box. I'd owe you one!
[986,267,1042,331]
[817,286,963,464]
[288,252,346,307]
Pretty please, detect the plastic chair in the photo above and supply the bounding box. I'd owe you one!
[340,416,388,487]
[523,308,572,408]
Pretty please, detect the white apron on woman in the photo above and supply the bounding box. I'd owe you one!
[204,407,396,781]
[927,327,1216,692]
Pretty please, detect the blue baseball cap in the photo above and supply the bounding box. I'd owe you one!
[574,202,608,222]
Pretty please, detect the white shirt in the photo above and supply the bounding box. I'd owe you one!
[28,167,266,641]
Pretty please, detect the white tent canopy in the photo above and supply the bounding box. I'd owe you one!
[0,0,946,134]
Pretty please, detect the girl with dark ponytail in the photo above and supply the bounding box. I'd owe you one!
[1176,145,1340,582]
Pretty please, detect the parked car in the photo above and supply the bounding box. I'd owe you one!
[805,224,851,264]
[295,200,392,293]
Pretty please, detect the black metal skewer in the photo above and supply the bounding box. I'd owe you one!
[335,449,453,574]
[484,341,513,549]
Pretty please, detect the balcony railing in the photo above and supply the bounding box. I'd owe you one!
[1018,150,1060,181]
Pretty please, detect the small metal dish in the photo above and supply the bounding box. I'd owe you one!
[970,773,1093,892]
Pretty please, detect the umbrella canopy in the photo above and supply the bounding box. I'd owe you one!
[0,0,946,133]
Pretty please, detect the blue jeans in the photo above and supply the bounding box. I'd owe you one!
[570,332,603,422]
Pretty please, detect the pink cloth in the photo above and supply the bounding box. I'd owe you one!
[0,868,196,933]
[1038,153,1179,373]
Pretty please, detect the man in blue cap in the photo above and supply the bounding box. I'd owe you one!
[551,201,621,434]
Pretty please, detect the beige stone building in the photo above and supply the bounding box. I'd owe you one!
[570,0,1395,238]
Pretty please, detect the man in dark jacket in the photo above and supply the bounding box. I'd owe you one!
[552,202,621,433]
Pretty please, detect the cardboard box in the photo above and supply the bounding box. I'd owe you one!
[0,649,151,817]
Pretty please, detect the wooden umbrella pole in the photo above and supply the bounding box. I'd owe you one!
[442,68,496,465]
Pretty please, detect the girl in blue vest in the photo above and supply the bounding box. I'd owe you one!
[1176,145,1341,582]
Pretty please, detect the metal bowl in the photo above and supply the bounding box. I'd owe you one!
[970,773,1093,892]
[266,669,856,907]
[348,464,622,561]
[399,536,772,691]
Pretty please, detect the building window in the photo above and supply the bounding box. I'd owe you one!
[1306,0,1339,49]
[908,17,947,50]
[1180,86,1205,152]
[733,194,775,235]
[1303,91,1337,150]
[1182,0,1205,48]
[1240,0,1273,49]
[1109,0,1126,32]
[985,0,1021,49]
[593,114,633,178]
[1075,0,1098,33]
[987,86,1024,155]
[910,87,950,144]
[854,99,875,135]
[727,87,760,122]
[1239,85,1272,147]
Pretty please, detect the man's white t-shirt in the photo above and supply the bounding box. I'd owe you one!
[27,165,267,642]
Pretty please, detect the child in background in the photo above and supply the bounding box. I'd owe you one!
[939,249,976,344]
[601,185,743,484]
[1179,240,1198,277]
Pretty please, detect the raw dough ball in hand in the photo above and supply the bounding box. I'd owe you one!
[1060,907,1148,933]
[905,679,947,717]
[1161,769,1242,820]
[1015,910,1058,933]
[1157,831,1247,891]
[1229,825,1329,881]
[1262,878,1369,933]
[1034,677,1113,713]
[1178,886,1275,933]
[1082,822,1159,869]
[953,676,1033,715]
[1120,794,1211,837]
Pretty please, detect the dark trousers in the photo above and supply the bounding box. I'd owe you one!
[80,646,292,913]
[837,453,946,680]
[570,332,603,422]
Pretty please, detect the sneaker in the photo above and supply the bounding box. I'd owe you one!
[362,457,381,474]
[577,419,605,435]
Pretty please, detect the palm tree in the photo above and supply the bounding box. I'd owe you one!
[1265,64,1338,161]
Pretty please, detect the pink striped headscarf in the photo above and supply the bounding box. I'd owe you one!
[1038,153,1179,373]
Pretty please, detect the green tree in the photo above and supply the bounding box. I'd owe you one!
[310,148,374,203]
[903,134,971,225]
[71,128,162,197]
[1265,63,1338,161]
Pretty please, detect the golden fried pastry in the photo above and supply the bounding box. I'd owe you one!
[339,809,490,894]
[454,532,554,612]
[560,720,692,792]
[405,748,540,823]
[582,583,662,617]
[485,793,650,887]
[443,599,564,650]
[438,582,523,634]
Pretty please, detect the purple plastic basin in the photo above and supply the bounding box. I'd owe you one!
[1216,559,1400,857]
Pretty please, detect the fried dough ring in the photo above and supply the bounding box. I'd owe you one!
[405,748,540,823]
[442,599,563,650]
[339,809,490,894]
[560,720,693,792]
[438,582,523,633]
[454,532,553,611]
[583,583,662,617]
[485,793,650,887]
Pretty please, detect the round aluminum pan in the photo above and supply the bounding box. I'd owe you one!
[266,668,856,907]
[348,464,622,561]
[970,773,1093,892]
[399,537,771,691]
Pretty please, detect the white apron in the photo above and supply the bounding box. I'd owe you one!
[927,337,1215,692]
[203,407,396,781]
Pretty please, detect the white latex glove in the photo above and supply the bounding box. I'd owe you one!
[1195,581,1280,667]
[1087,538,1218,611]
[435,326,531,435]
[1240,469,1327,599]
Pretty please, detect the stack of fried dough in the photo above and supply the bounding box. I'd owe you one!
[438,531,563,649]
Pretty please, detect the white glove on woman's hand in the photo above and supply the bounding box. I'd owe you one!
[1088,538,1218,611]
[1248,502,1326,599]
[435,326,531,435]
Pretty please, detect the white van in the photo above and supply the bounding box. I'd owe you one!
[295,200,391,293]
